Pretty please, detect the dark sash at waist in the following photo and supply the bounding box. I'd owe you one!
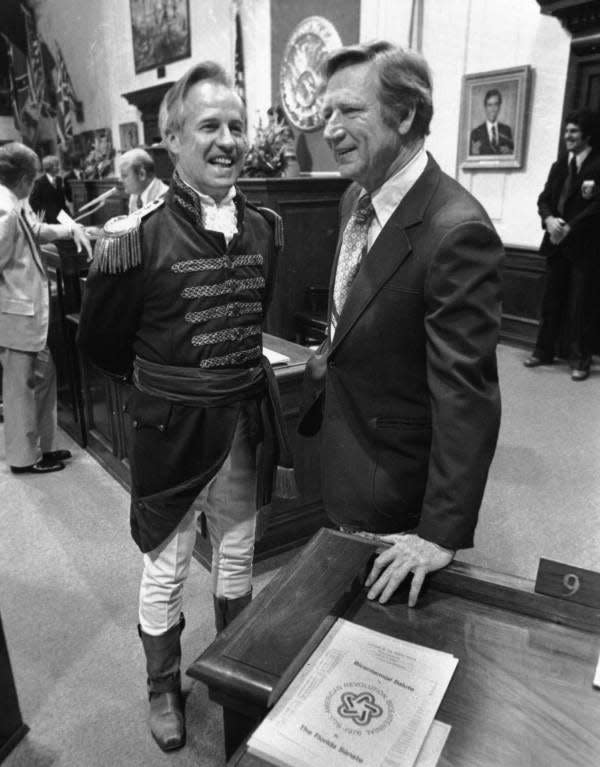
[133,356,266,406]
[132,353,297,510]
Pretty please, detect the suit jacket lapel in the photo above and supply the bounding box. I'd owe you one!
[331,155,441,351]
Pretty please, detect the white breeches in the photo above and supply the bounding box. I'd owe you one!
[138,409,257,635]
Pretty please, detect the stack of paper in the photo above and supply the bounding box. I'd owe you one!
[263,347,291,366]
[248,619,457,767]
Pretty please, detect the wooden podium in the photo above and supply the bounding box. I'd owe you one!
[188,528,600,766]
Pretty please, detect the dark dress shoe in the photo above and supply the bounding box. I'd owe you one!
[43,449,72,462]
[571,368,590,381]
[11,458,65,474]
[523,355,553,368]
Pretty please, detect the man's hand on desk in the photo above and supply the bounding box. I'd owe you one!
[364,533,454,607]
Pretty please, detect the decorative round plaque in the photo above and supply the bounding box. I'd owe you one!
[279,16,342,132]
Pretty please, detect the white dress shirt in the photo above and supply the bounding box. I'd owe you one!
[128,176,169,214]
[366,147,428,250]
[570,145,592,171]
[179,177,238,245]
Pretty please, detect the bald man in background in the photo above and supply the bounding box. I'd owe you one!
[119,148,168,213]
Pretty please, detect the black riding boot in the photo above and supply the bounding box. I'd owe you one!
[138,613,186,752]
[213,591,252,633]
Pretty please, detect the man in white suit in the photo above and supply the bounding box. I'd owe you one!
[119,148,168,213]
[0,142,91,473]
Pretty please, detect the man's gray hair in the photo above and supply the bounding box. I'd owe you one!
[323,41,433,139]
[41,154,59,173]
[120,148,155,176]
[0,142,39,188]
[159,60,240,139]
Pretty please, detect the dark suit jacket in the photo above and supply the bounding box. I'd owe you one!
[299,155,503,551]
[537,150,600,261]
[62,170,82,203]
[29,175,68,223]
[469,122,514,155]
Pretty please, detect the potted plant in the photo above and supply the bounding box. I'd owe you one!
[243,106,299,178]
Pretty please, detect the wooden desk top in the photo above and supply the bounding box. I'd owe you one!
[188,529,600,767]
[262,333,312,383]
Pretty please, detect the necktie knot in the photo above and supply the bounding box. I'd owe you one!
[354,194,374,225]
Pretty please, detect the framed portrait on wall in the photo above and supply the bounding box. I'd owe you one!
[119,122,140,151]
[129,0,191,74]
[458,65,532,170]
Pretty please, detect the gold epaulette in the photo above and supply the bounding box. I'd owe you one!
[257,206,284,254]
[93,196,165,274]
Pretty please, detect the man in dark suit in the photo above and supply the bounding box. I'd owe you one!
[299,41,503,607]
[29,155,68,223]
[62,152,84,212]
[470,88,514,155]
[524,109,600,380]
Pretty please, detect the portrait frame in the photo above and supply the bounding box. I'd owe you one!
[119,122,140,151]
[458,65,532,170]
[129,0,191,74]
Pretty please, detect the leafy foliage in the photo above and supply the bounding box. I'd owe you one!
[242,106,295,178]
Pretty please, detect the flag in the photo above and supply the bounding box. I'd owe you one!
[1,33,38,144]
[55,45,77,148]
[21,4,50,115]
[234,3,245,101]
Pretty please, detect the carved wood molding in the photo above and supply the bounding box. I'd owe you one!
[121,82,174,118]
[537,0,600,37]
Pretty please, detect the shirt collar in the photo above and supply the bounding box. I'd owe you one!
[369,147,428,230]
[140,177,155,205]
[570,146,592,169]
[178,174,236,208]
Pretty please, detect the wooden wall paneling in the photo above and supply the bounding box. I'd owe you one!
[238,177,349,341]
[267,197,341,340]
[500,245,546,348]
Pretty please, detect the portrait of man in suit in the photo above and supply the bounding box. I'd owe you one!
[469,88,514,156]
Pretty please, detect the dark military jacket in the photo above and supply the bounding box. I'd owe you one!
[77,176,280,552]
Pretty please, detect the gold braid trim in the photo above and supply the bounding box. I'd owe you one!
[93,196,165,274]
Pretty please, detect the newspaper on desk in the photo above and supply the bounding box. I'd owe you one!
[247,618,456,767]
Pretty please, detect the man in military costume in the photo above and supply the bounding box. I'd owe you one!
[77,61,290,752]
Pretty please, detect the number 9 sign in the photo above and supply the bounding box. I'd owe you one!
[562,573,581,597]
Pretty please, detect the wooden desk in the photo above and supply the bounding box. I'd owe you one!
[44,242,90,446]
[188,528,600,766]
